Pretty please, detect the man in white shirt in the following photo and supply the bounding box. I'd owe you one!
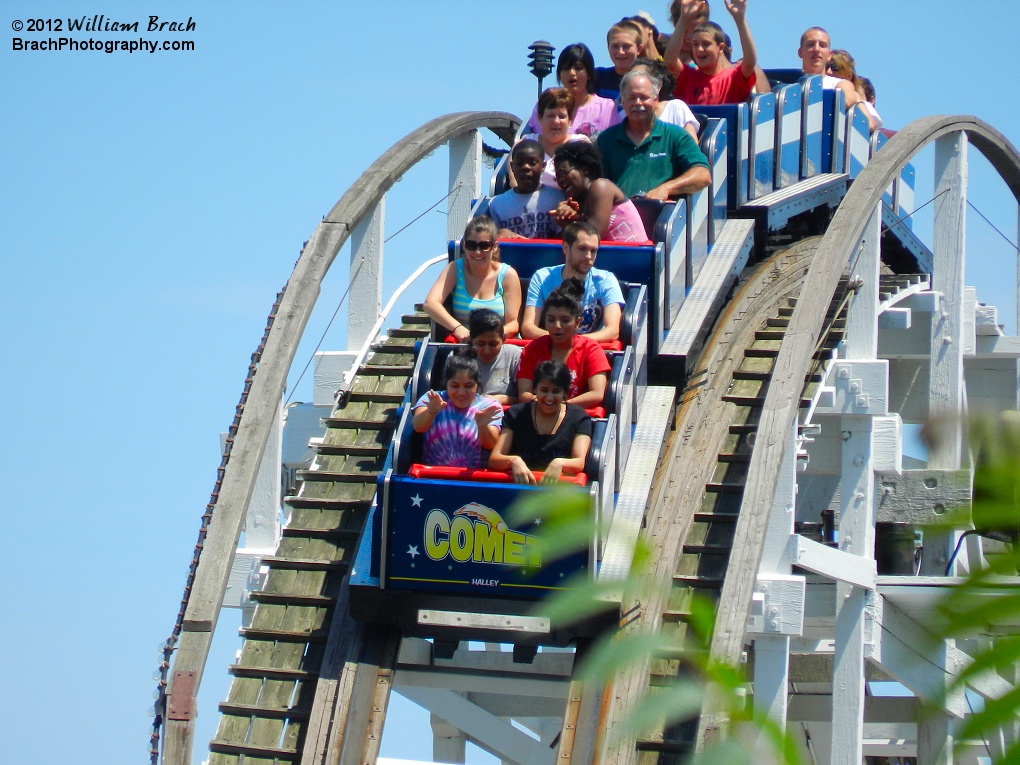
[798,26,864,107]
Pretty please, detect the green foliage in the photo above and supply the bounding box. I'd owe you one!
[927,413,1020,763]
[508,487,804,764]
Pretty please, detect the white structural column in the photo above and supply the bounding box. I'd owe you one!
[830,416,874,765]
[348,197,385,350]
[431,707,467,764]
[919,131,968,765]
[447,130,482,242]
[830,205,880,765]
[752,422,799,730]
[927,131,968,475]
[223,401,282,625]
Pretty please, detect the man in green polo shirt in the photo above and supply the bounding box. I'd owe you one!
[596,69,711,200]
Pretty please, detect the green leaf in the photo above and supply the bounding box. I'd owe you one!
[575,630,691,682]
[950,636,1020,690]
[956,682,1020,742]
[617,678,705,737]
[533,572,623,626]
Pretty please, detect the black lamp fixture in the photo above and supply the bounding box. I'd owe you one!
[527,40,555,99]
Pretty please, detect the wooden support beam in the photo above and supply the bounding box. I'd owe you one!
[447,130,482,242]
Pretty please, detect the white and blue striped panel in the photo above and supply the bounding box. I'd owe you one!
[775,83,802,189]
[844,106,871,179]
[689,186,711,284]
[895,163,916,230]
[737,104,750,207]
[748,93,776,200]
[693,104,748,209]
[699,117,728,243]
[871,132,895,208]
[800,75,824,179]
[664,198,689,332]
[824,87,846,173]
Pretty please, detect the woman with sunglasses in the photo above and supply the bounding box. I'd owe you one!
[826,49,879,132]
[424,216,523,342]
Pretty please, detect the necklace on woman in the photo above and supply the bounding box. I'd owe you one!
[532,403,565,435]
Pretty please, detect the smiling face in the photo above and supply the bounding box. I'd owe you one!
[461,231,496,267]
[538,105,571,143]
[798,28,832,75]
[445,369,479,409]
[533,378,566,415]
[691,30,723,71]
[553,159,590,200]
[511,146,544,194]
[608,31,640,74]
[544,305,581,345]
[471,330,503,364]
[622,75,658,126]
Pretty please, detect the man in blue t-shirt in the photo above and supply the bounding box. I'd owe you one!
[521,221,625,343]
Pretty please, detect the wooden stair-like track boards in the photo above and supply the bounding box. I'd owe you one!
[206,315,429,765]
[594,239,847,765]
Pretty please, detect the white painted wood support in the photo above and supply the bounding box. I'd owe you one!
[917,672,955,765]
[348,197,385,350]
[926,131,968,575]
[830,415,875,765]
[448,130,482,242]
[431,707,467,764]
[224,400,282,624]
[846,204,881,360]
[753,422,798,731]
[398,686,556,765]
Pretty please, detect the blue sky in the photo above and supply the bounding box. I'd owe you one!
[2,2,1019,763]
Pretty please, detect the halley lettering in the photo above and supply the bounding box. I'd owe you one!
[148,16,196,32]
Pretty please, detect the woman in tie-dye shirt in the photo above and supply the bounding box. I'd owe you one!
[412,348,503,468]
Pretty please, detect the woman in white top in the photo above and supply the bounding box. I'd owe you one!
[518,87,590,189]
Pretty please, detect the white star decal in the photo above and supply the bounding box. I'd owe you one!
[407,545,420,559]
[410,494,423,507]
[533,517,542,525]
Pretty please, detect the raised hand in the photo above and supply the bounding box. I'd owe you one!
[724,0,747,20]
[474,402,501,428]
[680,0,708,23]
[425,389,446,414]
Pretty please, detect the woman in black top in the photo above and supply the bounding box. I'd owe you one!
[489,360,593,485]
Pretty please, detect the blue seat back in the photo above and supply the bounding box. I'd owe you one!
[699,118,728,242]
[774,83,803,189]
[692,103,749,208]
[799,75,825,178]
[748,93,777,200]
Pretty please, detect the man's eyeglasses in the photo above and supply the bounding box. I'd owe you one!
[463,239,494,252]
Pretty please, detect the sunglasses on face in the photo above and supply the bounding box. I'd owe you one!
[463,239,494,252]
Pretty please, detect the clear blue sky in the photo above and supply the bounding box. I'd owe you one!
[3,2,1019,763]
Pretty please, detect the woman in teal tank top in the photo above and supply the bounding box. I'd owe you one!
[424,216,523,341]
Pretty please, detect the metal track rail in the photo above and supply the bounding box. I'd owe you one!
[206,313,430,765]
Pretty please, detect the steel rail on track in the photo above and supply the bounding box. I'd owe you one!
[159,111,521,765]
